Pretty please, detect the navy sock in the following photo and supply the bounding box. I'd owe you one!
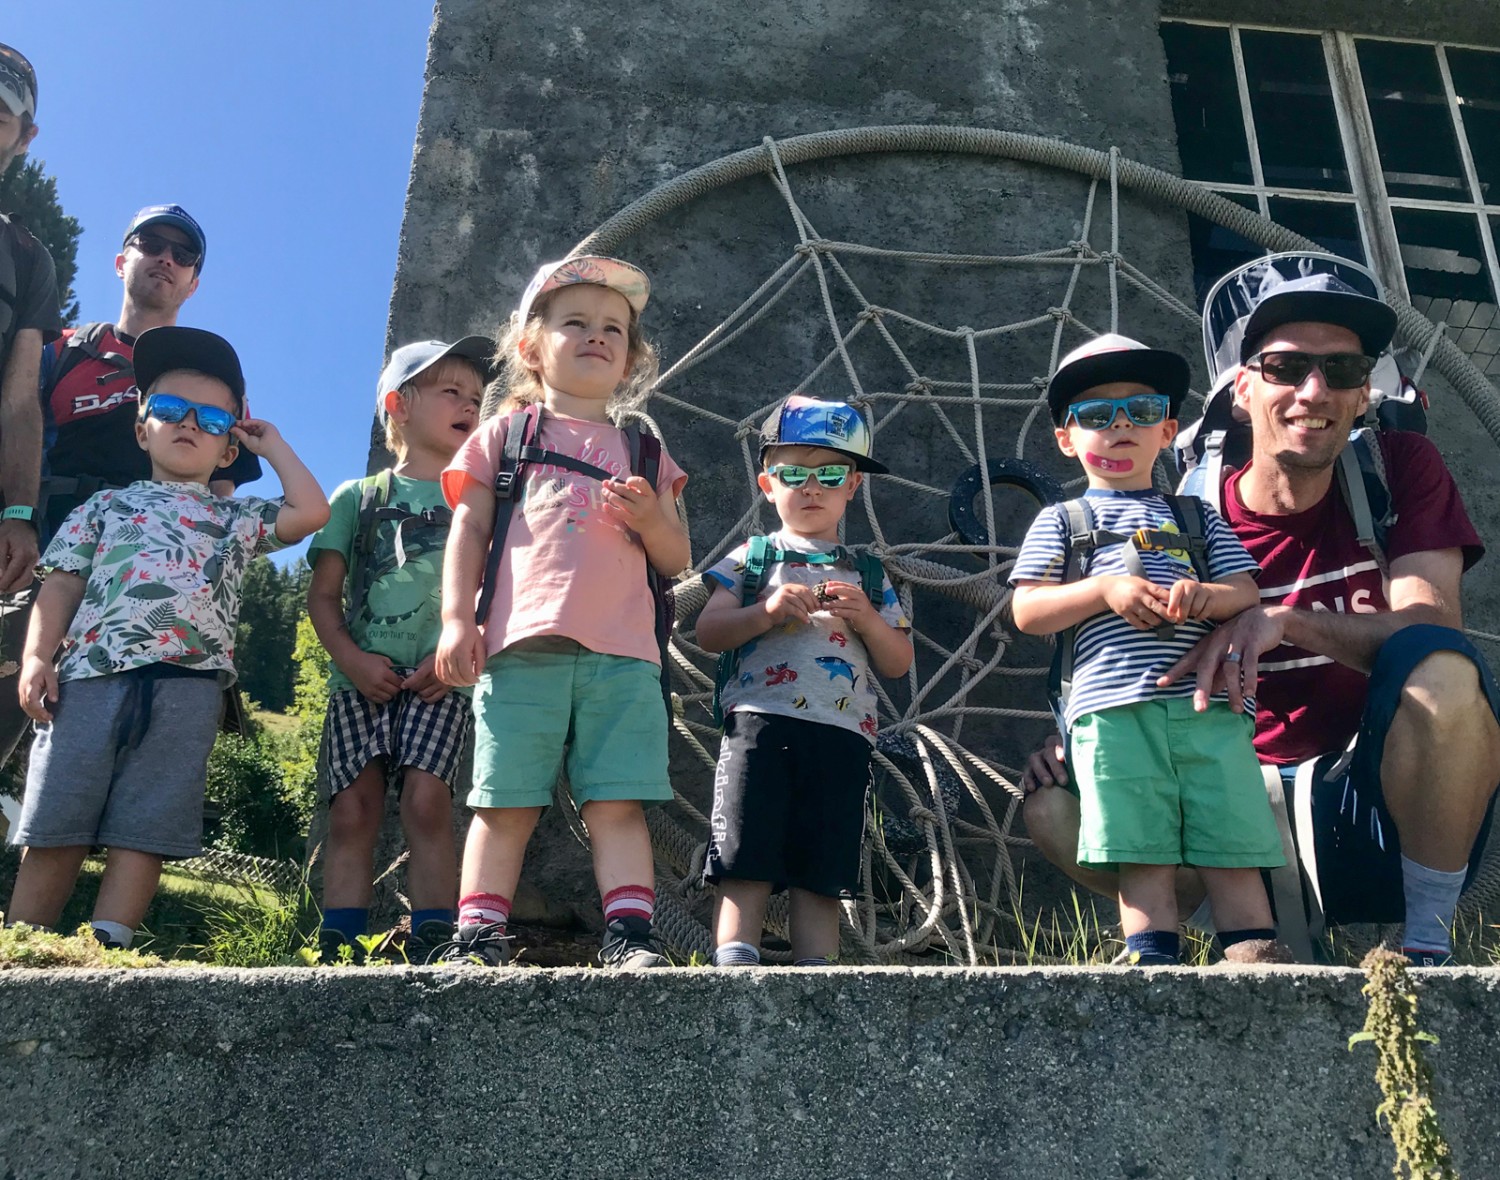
[411,908,454,931]
[1125,930,1180,965]
[1217,927,1277,953]
[322,907,368,941]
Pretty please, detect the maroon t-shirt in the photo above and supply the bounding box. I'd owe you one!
[1223,432,1484,765]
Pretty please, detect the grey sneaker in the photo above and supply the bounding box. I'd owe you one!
[599,915,668,969]
[432,922,512,967]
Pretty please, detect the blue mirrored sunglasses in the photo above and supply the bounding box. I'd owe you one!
[767,463,853,489]
[1064,393,1171,431]
[140,393,238,436]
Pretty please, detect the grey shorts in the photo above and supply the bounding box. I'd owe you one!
[12,667,222,858]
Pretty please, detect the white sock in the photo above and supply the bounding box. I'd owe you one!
[1401,856,1466,953]
[91,920,135,949]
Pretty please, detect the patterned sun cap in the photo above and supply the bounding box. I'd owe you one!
[514,255,651,326]
[759,395,889,474]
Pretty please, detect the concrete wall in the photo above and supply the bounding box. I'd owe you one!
[3,966,1500,1178]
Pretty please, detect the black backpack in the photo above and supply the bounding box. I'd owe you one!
[475,405,676,719]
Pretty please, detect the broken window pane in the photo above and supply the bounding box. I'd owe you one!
[1162,23,1254,186]
[1187,194,1262,308]
[1449,48,1500,207]
[1357,40,1469,203]
[1266,197,1366,264]
[1240,31,1350,194]
[1393,208,1493,304]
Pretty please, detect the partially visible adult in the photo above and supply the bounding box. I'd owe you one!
[1023,257,1500,966]
[0,42,60,592]
[37,204,261,536]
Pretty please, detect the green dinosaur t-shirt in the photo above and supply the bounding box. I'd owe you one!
[309,473,462,695]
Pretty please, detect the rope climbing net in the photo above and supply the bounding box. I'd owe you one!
[559,127,1500,965]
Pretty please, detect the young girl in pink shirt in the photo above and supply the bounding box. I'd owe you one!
[434,257,689,967]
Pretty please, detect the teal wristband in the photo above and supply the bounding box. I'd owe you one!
[2,505,35,524]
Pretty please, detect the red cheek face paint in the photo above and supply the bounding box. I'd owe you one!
[1085,452,1134,473]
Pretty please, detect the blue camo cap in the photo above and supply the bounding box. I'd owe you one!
[759,395,888,474]
[124,204,207,269]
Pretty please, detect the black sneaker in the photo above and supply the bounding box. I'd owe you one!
[408,919,456,965]
[433,922,512,967]
[318,928,365,966]
[599,915,668,969]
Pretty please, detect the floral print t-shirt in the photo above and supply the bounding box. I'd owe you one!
[42,481,286,686]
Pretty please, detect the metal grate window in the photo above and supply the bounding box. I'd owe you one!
[1162,20,1500,384]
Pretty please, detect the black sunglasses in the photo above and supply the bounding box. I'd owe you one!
[1246,351,1376,390]
[129,231,202,270]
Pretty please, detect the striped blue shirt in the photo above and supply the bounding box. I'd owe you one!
[1010,490,1260,728]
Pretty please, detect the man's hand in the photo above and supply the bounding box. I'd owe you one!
[18,653,58,723]
[1156,604,1287,712]
[1021,732,1068,794]
[402,655,450,704]
[0,520,39,594]
[1102,575,1171,630]
[344,650,403,705]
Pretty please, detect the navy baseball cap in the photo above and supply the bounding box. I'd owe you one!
[0,43,36,119]
[124,204,207,269]
[134,327,245,413]
[377,336,496,422]
[1239,272,1397,362]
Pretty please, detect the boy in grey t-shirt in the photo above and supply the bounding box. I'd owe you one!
[697,396,912,967]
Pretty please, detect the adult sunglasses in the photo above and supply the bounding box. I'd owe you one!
[129,231,202,270]
[1247,351,1376,390]
[1063,393,1171,431]
[140,393,238,436]
[767,463,853,489]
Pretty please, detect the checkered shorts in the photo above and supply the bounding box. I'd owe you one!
[320,678,473,798]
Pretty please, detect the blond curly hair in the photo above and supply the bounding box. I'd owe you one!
[489,288,659,421]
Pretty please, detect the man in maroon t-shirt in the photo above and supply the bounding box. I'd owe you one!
[1022,262,1500,966]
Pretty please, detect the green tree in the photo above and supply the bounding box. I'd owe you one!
[0,156,81,323]
[283,613,331,803]
[235,558,310,712]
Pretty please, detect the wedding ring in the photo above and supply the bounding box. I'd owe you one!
[1224,651,1243,664]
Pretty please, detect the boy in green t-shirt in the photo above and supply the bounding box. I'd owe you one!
[306,337,493,961]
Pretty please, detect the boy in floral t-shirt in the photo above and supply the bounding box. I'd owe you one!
[6,327,328,949]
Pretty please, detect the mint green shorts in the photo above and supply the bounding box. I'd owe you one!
[1070,698,1285,870]
[469,639,672,810]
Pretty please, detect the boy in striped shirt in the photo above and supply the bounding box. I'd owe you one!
[1010,335,1289,966]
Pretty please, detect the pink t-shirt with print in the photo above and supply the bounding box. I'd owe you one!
[443,408,687,665]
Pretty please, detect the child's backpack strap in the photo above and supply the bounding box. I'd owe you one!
[712,535,776,728]
[854,550,886,608]
[1158,494,1213,586]
[474,406,541,625]
[1048,498,1097,733]
[625,420,677,721]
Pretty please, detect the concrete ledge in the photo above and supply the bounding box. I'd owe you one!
[3,967,1498,1179]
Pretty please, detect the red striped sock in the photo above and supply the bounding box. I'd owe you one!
[457,892,511,931]
[602,885,655,923]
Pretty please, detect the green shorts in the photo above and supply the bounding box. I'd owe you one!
[469,639,672,810]
[1070,697,1284,870]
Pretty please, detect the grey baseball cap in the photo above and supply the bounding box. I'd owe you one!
[0,43,36,120]
[377,336,496,421]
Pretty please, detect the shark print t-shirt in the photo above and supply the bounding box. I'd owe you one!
[706,531,909,744]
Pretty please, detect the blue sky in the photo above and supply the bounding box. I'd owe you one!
[9,3,437,563]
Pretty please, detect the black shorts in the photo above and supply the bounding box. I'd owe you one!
[1288,625,1500,926]
[704,711,872,898]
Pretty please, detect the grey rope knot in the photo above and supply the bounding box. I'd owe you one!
[856,306,883,322]
[905,377,936,396]
[907,806,937,826]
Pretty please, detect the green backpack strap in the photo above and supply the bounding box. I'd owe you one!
[854,550,885,608]
[713,535,775,727]
[344,469,393,630]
